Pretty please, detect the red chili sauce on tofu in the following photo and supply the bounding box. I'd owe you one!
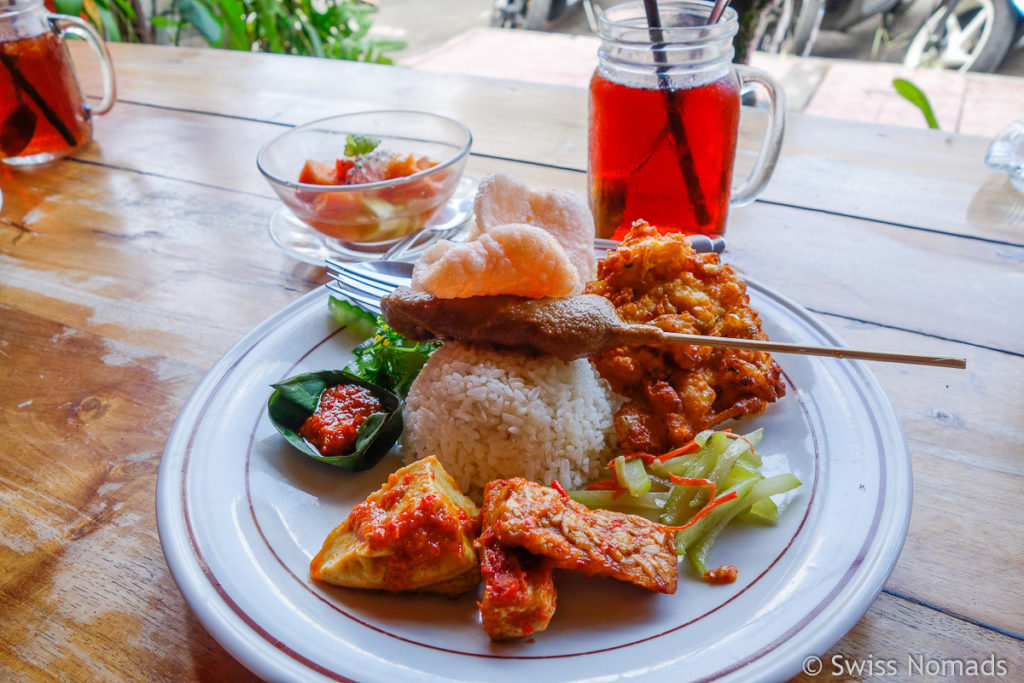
[349,471,477,591]
[299,384,381,457]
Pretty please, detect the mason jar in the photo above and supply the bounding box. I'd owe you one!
[0,0,115,165]
[588,0,785,238]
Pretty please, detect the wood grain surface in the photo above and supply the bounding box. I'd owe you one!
[1,43,1021,680]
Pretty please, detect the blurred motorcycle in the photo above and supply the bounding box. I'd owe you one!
[491,0,599,30]
[748,0,903,57]
[752,0,1022,71]
[902,0,1024,71]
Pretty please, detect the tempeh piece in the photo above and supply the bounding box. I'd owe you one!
[475,528,557,641]
[481,478,678,594]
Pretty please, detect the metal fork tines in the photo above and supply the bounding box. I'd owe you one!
[325,234,726,313]
[326,278,383,314]
[325,258,414,313]
[326,261,398,298]
[326,258,409,293]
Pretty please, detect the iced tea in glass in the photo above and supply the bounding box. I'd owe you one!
[588,1,785,239]
[0,0,115,166]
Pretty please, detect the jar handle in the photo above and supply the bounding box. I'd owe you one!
[731,64,785,207]
[49,14,116,116]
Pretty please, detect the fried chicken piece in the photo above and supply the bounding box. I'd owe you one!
[481,478,677,594]
[587,221,786,452]
[475,527,557,641]
[310,456,481,594]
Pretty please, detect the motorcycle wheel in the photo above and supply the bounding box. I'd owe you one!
[490,0,561,30]
[750,0,824,56]
[903,0,1017,72]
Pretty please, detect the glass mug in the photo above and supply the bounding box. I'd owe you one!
[588,0,785,239]
[0,0,115,165]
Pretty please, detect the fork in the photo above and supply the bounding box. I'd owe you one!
[326,234,727,313]
[326,260,405,313]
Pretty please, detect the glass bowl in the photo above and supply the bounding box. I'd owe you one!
[257,110,474,263]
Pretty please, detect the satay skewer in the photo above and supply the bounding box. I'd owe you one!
[381,287,966,370]
[614,326,966,369]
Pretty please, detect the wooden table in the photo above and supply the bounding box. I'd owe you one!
[2,43,1021,680]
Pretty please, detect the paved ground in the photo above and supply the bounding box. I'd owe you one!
[369,0,1024,138]
[371,0,1024,75]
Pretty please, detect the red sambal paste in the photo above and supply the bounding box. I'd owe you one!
[299,384,382,457]
[348,473,476,591]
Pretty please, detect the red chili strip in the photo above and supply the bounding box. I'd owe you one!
[550,479,569,499]
[668,475,715,487]
[618,441,701,466]
[723,431,755,453]
[655,440,702,461]
[663,490,739,531]
[668,475,717,504]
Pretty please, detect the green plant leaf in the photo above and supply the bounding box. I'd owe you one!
[110,0,137,22]
[166,0,404,63]
[82,0,122,41]
[211,0,249,49]
[893,78,939,130]
[151,15,179,28]
[254,0,284,53]
[295,9,326,58]
[55,0,84,16]
[178,0,222,46]
[272,376,328,413]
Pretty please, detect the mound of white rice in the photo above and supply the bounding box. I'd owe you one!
[401,342,620,500]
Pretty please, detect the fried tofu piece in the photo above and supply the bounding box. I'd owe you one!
[481,478,677,594]
[475,527,557,641]
[310,456,481,594]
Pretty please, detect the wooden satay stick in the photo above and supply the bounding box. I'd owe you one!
[621,327,967,369]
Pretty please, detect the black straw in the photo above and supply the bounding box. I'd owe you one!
[0,51,78,148]
[707,0,730,24]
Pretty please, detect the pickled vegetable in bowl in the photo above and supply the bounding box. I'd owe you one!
[258,111,472,245]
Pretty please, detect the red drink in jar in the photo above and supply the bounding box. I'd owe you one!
[587,1,785,242]
[0,31,91,159]
[589,71,740,239]
[0,0,115,166]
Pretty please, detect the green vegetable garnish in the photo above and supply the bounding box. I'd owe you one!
[569,428,800,582]
[612,455,652,497]
[328,296,439,399]
[328,296,377,339]
[344,133,382,157]
[267,370,402,471]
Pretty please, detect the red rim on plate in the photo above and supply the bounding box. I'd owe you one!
[156,281,911,682]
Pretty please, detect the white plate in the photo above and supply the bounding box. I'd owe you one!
[156,281,911,682]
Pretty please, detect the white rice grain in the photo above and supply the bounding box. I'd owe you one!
[401,342,620,500]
